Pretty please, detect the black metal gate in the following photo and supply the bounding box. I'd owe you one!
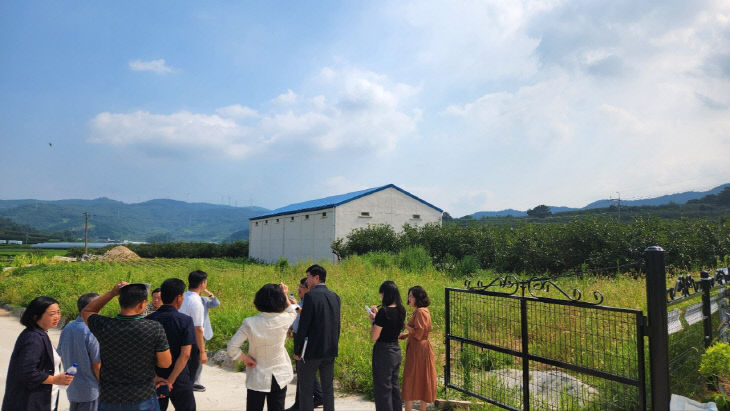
[445,277,646,410]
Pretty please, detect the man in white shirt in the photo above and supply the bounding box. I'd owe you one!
[178,270,209,392]
[194,287,220,391]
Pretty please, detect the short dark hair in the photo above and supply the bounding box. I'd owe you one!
[152,288,161,295]
[253,283,287,313]
[299,277,308,286]
[306,264,326,283]
[20,296,59,329]
[119,283,148,309]
[188,270,208,289]
[408,285,430,308]
[76,293,99,313]
[160,278,186,304]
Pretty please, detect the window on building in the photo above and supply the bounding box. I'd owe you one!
[412,214,421,219]
[265,220,268,224]
[255,222,259,226]
[322,212,327,217]
[276,218,279,223]
[305,215,309,220]
[290,217,294,222]
[360,211,370,217]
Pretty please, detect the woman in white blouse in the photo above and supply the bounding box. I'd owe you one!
[227,283,297,411]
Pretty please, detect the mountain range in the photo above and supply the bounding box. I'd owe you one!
[0,198,268,243]
[469,183,730,218]
[1,183,728,243]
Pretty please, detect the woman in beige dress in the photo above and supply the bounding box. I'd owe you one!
[399,286,437,411]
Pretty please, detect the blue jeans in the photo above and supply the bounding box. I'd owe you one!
[99,396,160,411]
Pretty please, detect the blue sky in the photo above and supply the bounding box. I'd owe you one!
[2,1,729,217]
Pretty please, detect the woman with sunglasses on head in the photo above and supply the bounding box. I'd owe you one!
[227,283,298,411]
[2,296,74,411]
[399,286,437,411]
[367,281,406,411]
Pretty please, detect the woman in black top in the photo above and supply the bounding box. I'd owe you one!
[368,281,406,411]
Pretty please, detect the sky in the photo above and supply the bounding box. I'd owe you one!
[1,1,729,217]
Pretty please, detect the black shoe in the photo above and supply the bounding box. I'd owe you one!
[313,398,323,408]
[193,384,206,392]
[284,404,299,411]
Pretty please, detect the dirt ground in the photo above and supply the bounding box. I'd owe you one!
[0,308,375,411]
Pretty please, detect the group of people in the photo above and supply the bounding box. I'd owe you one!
[2,270,220,411]
[2,263,436,411]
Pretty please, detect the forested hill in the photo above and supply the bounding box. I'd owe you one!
[468,183,730,218]
[0,198,268,243]
[460,185,730,225]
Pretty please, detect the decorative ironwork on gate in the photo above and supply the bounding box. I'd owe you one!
[464,276,605,305]
[446,276,646,410]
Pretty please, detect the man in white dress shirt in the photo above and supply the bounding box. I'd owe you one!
[178,270,209,392]
[193,287,220,391]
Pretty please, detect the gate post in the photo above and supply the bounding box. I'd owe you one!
[444,288,451,387]
[701,270,713,348]
[645,246,670,410]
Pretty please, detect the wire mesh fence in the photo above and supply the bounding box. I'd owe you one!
[446,286,645,410]
[666,274,729,398]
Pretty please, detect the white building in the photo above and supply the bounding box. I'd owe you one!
[248,184,443,264]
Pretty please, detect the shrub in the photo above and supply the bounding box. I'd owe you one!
[397,246,432,273]
[699,342,730,380]
[362,252,396,270]
[454,255,480,277]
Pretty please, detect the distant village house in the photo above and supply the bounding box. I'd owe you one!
[248,184,443,264]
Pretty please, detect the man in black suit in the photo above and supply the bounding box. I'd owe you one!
[293,264,341,411]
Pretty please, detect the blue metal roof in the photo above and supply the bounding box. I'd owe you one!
[250,184,442,220]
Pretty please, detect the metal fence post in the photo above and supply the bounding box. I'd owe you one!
[445,288,451,387]
[520,298,530,411]
[701,270,713,348]
[645,246,670,410]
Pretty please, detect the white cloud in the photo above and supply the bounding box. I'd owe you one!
[427,0,730,213]
[89,67,420,158]
[128,59,175,74]
[216,104,259,119]
[272,89,298,105]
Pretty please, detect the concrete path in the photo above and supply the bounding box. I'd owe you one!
[0,308,375,411]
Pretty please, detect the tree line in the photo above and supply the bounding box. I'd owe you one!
[331,216,730,274]
[68,241,249,259]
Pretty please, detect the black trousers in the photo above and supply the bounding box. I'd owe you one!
[247,375,287,411]
[297,357,335,411]
[159,386,196,411]
[188,345,201,385]
[372,341,402,411]
[290,359,323,408]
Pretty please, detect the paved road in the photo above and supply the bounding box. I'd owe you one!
[0,308,375,411]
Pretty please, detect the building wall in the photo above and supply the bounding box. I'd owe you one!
[248,207,335,264]
[334,186,442,240]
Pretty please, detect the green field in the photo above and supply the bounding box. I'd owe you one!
[0,245,67,268]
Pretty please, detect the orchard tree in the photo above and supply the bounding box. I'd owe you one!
[526,204,552,218]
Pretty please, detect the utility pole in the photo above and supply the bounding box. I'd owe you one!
[83,212,89,255]
[609,192,621,221]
